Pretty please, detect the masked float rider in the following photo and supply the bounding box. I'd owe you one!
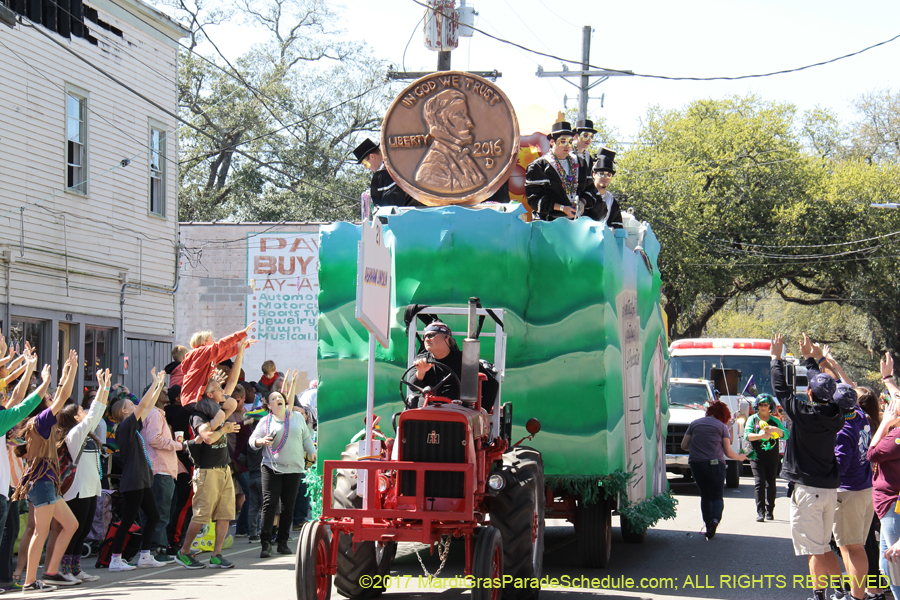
[573,119,597,172]
[352,138,422,209]
[525,122,597,221]
[584,148,624,229]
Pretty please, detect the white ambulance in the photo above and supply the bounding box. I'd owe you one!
[666,338,784,488]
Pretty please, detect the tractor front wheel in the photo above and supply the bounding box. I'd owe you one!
[490,446,545,600]
[334,443,397,599]
[473,526,503,600]
[296,521,331,600]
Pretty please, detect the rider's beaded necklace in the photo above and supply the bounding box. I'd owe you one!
[550,154,578,199]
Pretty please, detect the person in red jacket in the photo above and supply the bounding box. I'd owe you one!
[180,323,255,430]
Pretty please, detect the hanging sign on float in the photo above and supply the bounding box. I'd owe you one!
[355,218,392,349]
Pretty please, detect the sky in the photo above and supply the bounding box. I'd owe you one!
[191,0,899,142]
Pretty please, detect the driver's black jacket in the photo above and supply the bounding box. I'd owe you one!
[409,349,499,407]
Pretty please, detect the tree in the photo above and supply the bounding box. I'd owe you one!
[167,0,393,222]
[849,89,900,163]
[617,95,828,339]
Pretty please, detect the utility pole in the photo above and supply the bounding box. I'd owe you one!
[388,0,500,81]
[578,26,590,121]
[536,26,633,120]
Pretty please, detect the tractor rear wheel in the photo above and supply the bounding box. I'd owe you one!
[333,443,397,599]
[576,495,611,568]
[472,526,503,600]
[296,521,332,600]
[490,446,545,600]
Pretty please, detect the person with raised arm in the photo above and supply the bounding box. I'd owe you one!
[175,338,253,570]
[867,353,900,600]
[14,350,80,593]
[54,368,112,582]
[107,368,168,571]
[0,346,44,591]
[179,322,255,432]
[773,334,849,600]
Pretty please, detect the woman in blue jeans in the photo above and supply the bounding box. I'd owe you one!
[867,353,900,600]
[681,401,747,540]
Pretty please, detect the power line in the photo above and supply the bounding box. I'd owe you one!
[649,218,900,263]
[402,15,425,72]
[20,19,360,204]
[409,0,900,82]
[0,36,186,172]
[535,0,579,29]
[31,0,385,175]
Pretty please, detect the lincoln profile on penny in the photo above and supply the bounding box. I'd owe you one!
[415,89,486,194]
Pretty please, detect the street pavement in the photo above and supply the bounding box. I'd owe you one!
[42,474,839,600]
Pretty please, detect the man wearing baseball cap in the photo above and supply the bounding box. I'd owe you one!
[771,333,847,600]
[352,138,421,209]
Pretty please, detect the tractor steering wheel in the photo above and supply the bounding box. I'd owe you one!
[399,361,462,409]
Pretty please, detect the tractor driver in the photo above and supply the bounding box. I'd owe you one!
[408,322,499,409]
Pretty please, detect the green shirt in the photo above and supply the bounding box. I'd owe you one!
[0,391,43,436]
[744,413,790,451]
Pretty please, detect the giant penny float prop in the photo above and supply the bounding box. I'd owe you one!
[381,71,520,207]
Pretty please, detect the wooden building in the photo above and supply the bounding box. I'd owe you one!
[0,0,188,392]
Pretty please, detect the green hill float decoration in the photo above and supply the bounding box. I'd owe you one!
[313,205,675,528]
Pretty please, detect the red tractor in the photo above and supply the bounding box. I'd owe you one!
[296,298,545,600]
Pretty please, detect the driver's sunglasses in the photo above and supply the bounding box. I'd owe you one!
[424,332,442,340]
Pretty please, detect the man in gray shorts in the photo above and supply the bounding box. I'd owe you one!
[826,383,875,600]
[771,334,847,600]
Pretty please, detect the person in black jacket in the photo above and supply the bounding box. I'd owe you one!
[525,122,596,221]
[585,149,624,229]
[771,333,846,600]
[352,138,422,209]
[573,119,597,172]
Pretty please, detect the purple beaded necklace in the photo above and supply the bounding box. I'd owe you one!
[265,412,291,453]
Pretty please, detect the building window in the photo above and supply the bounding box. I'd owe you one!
[9,319,49,364]
[66,91,87,194]
[84,326,114,386]
[150,127,165,215]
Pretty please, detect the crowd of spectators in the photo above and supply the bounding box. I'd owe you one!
[0,325,317,593]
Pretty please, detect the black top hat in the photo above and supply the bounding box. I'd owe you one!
[575,119,597,134]
[352,138,379,164]
[548,121,574,140]
[592,147,617,174]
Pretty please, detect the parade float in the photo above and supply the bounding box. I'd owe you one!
[297,72,675,600]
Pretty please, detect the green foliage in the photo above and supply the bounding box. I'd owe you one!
[613,92,900,362]
[705,292,881,387]
[617,95,826,339]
